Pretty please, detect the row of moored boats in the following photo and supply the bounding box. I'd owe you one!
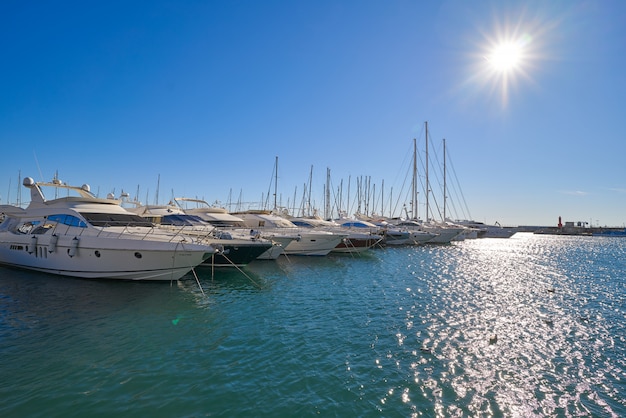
[0,177,516,281]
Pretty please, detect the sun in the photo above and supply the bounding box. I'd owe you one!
[486,40,524,72]
[461,7,551,108]
[470,31,534,106]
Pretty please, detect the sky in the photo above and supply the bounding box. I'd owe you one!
[1,0,625,227]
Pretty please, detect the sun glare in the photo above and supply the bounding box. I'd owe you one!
[471,31,535,106]
[487,41,524,72]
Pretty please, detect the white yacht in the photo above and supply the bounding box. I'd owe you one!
[126,203,273,267]
[355,214,437,246]
[287,216,382,253]
[0,177,215,281]
[173,198,293,260]
[395,220,464,244]
[453,220,517,238]
[232,210,347,256]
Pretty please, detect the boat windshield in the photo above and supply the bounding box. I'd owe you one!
[265,217,297,228]
[291,220,314,228]
[81,212,154,227]
[160,214,208,226]
[48,214,88,228]
[341,221,370,228]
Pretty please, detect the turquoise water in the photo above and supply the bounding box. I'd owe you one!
[1,233,625,417]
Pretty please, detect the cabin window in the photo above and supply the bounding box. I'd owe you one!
[16,221,40,234]
[81,213,153,227]
[48,214,87,228]
[160,214,207,226]
[31,224,54,234]
[291,221,313,228]
[343,222,365,228]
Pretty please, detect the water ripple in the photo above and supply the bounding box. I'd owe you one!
[1,234,625,417]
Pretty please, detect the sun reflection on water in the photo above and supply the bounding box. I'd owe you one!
[376,234,626,417]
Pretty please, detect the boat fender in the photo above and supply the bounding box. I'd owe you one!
[48,234,58,253]
[68,237,79,257]
[28,235,37,254]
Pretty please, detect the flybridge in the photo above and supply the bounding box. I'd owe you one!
[22,177,121,208]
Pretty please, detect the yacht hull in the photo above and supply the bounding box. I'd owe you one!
[283,232,345,256]
[201,240,272,267]
[422,228,463,244]
[382,230,413,246]
[256,236,294,260]
[331,236,382,253]
[0,234,210,281]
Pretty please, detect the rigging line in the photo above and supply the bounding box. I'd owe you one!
[191,267,205,296]
[172,241,180,282]
[218,250,262,288]
[426,139,446,221]
[343,238,357,259]
[264,156,278,210]
[33,151,44,182]
[445,160,466,221]
[327,174,341,219]
[416,142,444,222]
[280,241,292,263]
[447,187,462,220]
[446,147,473,221]
[391,125,425,217]
[391,139,416,219]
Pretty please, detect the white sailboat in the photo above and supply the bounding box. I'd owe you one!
[398,128,464,244]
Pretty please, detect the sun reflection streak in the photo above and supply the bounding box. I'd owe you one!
[354,234,624,416]
[405,235,626,416]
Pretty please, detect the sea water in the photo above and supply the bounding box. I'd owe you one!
[1,233,624,417]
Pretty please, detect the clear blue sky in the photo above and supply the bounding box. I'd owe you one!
[2,0,625,226]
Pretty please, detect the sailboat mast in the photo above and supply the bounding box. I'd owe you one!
[307,165,313,216]
[17,170,22,206]
[412,137,418,220]
[380,179,385,216]
[325,167,331,219]
[347,175,351,217]
[273,156,278,210]
[443,138,447,222]
[425,121,429,223]
[155,174,160,205]
[338,179,343,217]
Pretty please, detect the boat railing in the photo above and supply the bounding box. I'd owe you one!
[39,219,200,244]
[126,223,200,244]
[42,220,88,238]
